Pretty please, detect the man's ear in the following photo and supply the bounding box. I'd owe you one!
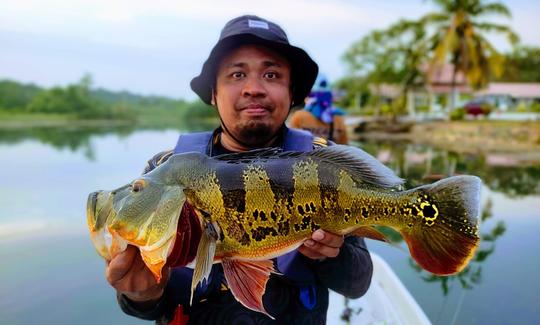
[289,85,295,108]
[211,87,217,106]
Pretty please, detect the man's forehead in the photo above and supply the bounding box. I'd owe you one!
[219,44,290,69]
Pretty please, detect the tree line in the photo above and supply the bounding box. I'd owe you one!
[0,75,217,123]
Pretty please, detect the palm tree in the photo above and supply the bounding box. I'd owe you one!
[421,0,519,112]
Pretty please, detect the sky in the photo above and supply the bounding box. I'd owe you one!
[1,0,539,100]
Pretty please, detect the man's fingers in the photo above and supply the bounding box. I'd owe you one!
[300,240,340,258]
[106,245,138,284]
[312,229,344,249]
[298,245,324,259]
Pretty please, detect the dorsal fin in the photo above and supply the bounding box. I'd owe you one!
[213,147,285,162]
[308,145,404,188]
[213,145,403,189]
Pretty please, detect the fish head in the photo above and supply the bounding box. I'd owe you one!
[86,174,186,280]
[86,152,209,280]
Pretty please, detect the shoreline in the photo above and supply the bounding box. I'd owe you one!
[2,115,540,164]
[349,120,540,165]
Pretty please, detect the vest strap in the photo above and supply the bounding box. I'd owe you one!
[283,128,313,151]
[174,132,213,154]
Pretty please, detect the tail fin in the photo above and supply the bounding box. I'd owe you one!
[400,175,481,275]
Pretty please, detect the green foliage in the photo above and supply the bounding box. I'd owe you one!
[0,80,41,110]
[530,102,540,113]
[28,85,96,116]
[482,103,493,116]
[516,101,528,112]
[342,28,408,85]
[25,75,124,119]
[334,76,369,109]
[416,105,430,113]
[450,107,465,120]
[498,45,540,82]
[182,100,218,120]
[0,76,219,128]
[341,20,427,89]
[338,19,431,118]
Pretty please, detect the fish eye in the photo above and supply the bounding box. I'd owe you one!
[131,179,146,193]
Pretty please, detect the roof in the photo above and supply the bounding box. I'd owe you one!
[479,83,540,98]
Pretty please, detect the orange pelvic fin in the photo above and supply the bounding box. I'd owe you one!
[221,258,276,319]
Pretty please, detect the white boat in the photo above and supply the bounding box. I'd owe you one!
[327,253,431,325]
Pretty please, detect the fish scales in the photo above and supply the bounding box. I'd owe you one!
[184,155,426,260]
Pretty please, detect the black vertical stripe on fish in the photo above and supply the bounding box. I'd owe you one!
[317,160,343,220]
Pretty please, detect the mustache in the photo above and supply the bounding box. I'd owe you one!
[236,101,274,110]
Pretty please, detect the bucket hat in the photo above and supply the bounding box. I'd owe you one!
[190,15,318,107]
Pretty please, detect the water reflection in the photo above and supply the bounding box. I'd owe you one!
[356,141,540,197]
[1,128,539,196]
[0,126,135,160]
[0,121,216,160]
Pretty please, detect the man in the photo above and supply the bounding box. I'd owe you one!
[289,73,349,144]
[106,15,373,324]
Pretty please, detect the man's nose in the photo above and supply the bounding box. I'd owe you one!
[241,76,266,97]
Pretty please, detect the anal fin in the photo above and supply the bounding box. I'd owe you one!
[222,259,276,319]
[351,226,390,242]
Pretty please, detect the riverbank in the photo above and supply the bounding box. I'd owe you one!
[3,114,540,164]
[0,113,133,128]
[0,113,218,130]
[350,120,540,165]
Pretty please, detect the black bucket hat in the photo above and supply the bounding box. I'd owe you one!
[190,15,319,107]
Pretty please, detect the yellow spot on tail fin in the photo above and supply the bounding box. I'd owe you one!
[401,176,481,275]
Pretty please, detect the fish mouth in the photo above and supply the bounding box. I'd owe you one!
[86,190,114,231]
[86,191,99,229]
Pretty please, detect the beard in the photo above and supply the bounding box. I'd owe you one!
[235,120,278,148]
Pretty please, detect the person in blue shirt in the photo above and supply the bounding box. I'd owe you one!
[289,74,349,144]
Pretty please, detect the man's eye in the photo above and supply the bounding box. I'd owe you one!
[265,72,278,79]
[232,72,245,78]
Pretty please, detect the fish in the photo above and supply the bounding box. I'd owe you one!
[86,145,481,318]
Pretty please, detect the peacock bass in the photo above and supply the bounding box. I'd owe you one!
[86,145,481,318]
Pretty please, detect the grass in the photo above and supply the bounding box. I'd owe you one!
[0,111,219,130]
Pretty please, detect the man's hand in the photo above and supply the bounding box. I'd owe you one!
[106,245,168,303]
[298,229,344,260]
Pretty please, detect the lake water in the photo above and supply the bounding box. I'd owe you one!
[1,126,539,324]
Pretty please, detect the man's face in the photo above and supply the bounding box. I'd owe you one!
[214,44,292,148]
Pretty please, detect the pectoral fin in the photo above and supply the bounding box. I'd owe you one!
[221,259,276,319]
[190,221,218,305]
